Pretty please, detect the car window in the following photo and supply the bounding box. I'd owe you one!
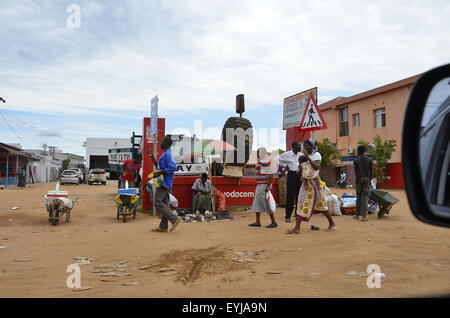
[422,77,450,126]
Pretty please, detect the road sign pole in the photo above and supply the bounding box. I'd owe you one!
[152,132,157,217]
[150,95,159,217]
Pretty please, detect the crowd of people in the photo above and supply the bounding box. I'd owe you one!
[119,135,373,234]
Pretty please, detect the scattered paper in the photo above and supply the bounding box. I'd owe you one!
[122,282,140,286]
[101,272,130,277]
[374,273,386,279]
[162,271,177,276]
[158,268,175,272]
[73,286,93,292]
[11,207,19,210]
[358,272,370,277]
[74,256,95,265]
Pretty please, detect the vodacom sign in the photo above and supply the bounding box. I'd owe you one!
[223,191,255,198]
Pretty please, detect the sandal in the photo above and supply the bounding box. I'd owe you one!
[151,227,168,232]
[310,225,320,231]
[286,229,300,234]
[327,225,337,232]
[248,223,261,227]
[266,223,278,228]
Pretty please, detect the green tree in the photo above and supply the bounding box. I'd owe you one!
[358,135,397,185]
[316,138,340,167]
[59,158,71,175]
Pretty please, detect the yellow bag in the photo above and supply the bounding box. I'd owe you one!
[114,194,140,205]
[148,170,164,188]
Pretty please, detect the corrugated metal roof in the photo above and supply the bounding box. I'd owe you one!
[0,142,37,159]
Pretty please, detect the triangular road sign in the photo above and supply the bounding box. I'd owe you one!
[299,93,327,132]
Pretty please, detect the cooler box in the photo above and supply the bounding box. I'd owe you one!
[46,191,69,198]
[117,188,139,195]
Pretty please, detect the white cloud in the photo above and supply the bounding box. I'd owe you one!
[0,0,449,152]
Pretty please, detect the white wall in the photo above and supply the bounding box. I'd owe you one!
[29,156,61,183]
[85,138,131,169]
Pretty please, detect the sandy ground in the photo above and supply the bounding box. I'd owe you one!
[0,181,449,298]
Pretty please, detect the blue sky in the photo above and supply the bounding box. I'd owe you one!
[1,0,450,155]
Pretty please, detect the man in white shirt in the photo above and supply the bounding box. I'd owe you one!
[278,141,303,222]
[337,170,347,189]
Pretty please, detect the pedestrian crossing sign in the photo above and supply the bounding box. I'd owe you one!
[299,93,327,132]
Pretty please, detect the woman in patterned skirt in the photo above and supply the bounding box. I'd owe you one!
[286,140,337,234]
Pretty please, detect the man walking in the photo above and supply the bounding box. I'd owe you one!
[148,135,182,232]
[278,141,303,223]
[353,146,373,221]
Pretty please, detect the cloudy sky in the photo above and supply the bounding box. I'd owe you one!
[1,0,449,155]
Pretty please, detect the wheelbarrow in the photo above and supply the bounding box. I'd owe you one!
[43,183,79,226]
[43,196,79,226]
[370,189,399,219]
[114,193,140,223]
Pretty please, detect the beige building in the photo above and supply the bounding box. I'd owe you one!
[314,74,421,188]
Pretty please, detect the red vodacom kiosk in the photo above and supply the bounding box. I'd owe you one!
[141,117,279,211]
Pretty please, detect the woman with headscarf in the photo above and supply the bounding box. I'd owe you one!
[287,139,337,234]
[248,147,278,228]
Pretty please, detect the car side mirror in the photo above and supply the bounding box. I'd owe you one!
[403,63,450,228]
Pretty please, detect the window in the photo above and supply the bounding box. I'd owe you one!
[339,107,349,136]
[374,108,386,128]
[352,113,360,127]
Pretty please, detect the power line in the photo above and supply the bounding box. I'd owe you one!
[0,109,33,148]
[0,107,83,144]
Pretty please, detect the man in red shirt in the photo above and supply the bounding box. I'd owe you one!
[120,156,141,189]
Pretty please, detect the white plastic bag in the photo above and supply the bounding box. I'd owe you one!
[265,191,276,213]
[341,197,357,208]
[327,194,342,216]
[169,194,178,208]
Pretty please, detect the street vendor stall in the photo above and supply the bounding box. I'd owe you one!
[141,117,280,212]
[172,176,279,209]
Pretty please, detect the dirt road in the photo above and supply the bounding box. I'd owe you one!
[0,182,449,297]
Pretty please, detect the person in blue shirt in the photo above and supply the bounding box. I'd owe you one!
[148,135,182,232]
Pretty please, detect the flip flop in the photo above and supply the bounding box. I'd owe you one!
[310,225,320,231]
[266,223,278,228]
[248,223,262,227]
[327,225,337,232]
[151,227,168,233]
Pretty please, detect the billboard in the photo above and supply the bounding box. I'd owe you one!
[283,87,318,130]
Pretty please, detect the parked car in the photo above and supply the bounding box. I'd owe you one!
[89,169,107,185]
[60,170,80,185]
[71,168,84,183]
